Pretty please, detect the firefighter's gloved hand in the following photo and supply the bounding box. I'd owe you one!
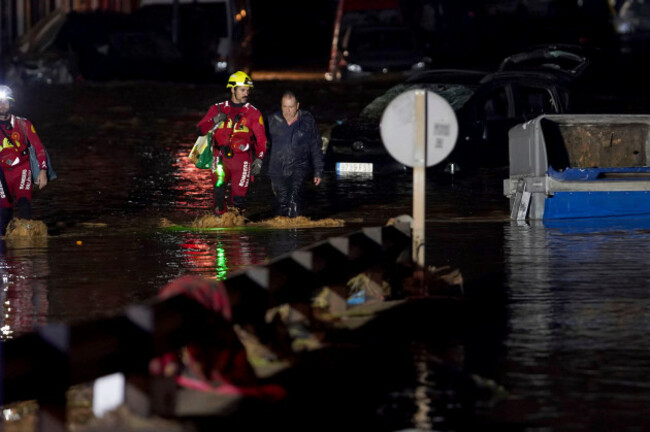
[251,158,263,176]
[212,112,227,125]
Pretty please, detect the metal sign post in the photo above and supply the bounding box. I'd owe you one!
[380,89,458,269]
[412,90,426,267]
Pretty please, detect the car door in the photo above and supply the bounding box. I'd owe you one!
[459,82,518,167]
[513,83,564,121]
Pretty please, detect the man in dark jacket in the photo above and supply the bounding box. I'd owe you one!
[267,91,324,217]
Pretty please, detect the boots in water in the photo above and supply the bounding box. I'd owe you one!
[16,198,32,220]
[1,208,13,236]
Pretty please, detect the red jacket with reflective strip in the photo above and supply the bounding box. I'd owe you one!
[197,101,267,159]
[0,115,47,170]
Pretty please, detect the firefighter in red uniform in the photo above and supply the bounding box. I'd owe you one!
[0,85,49,236]
[196,71,267,215]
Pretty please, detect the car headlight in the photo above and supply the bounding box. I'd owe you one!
[411,57,432,70]
[346,63,363,73]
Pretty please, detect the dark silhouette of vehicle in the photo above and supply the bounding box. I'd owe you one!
[331,24,431,81]
[498,43,590,77]
[325,45,590,174]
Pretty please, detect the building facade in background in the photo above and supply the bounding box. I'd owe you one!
[1,0,138,80]
[0,0,252,83]
[2,0,138,41]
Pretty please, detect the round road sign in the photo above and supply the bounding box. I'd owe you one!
[380,89,458,167]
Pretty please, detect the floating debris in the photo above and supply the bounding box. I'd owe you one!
[385,214,413,227]
[4,219,48,239]
[251,216,344,228]
[402,265,464,298]
[347,272,390,302]
[192,211,248,228]
[162,213,345,230]
[159,217,176,228]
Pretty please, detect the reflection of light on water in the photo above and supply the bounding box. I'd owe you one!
[1,276,13,340]
[413,361,432,430]
[411,341,433,431]
[180,233,260,281]
[1,324,13,338]
[180,237,231,281]
[336,171,374,180]
[181,237,217,276]
[215,244,228,281]
[171,148,213,210]
[0,268,48,340]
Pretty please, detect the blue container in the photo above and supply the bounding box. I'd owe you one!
[505,114,650,220]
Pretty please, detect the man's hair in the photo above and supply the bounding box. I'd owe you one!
[282,91,298,103]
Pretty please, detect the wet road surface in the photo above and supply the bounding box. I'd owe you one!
[1,73,650,430]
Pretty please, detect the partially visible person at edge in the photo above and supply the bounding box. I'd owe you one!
[266,91,324,218]
[196,71,267,215]
[0,85,49,236]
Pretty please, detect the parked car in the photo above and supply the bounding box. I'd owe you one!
[331,24,431,81]
[497,43,591,78]
[325,67,578,174]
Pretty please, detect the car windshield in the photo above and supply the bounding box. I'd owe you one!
[348,28,416,52]
[359,83,475,120]
[498,47,589,76]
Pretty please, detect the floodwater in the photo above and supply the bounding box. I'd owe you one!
[1,76,650,431]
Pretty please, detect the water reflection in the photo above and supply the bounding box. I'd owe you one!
[0,241,49,340]
[9,81,650,430]
[504,218,650,429]
[175,227,330,281]
[171,147,212,214]
[180,232,262,280]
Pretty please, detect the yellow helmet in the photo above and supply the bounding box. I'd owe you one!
[227,71,253,88]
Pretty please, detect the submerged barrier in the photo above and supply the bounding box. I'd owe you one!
[0,222,412,431]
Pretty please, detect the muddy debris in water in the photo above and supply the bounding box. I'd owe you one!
[4,219,48,237]
[347,272,391,301]
[192,211,249,227]
[159,217,176,228]
[161,213,345,229]
[250,216,345,228]
[3,219,48,248]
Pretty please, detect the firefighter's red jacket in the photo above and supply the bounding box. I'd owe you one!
[197,101,267,160]
[0,115,47,170]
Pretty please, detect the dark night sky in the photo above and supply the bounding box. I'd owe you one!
[246,0,619,71]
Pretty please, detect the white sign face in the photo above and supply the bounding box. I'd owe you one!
[93,373,125,418]
[380,89,458,167]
